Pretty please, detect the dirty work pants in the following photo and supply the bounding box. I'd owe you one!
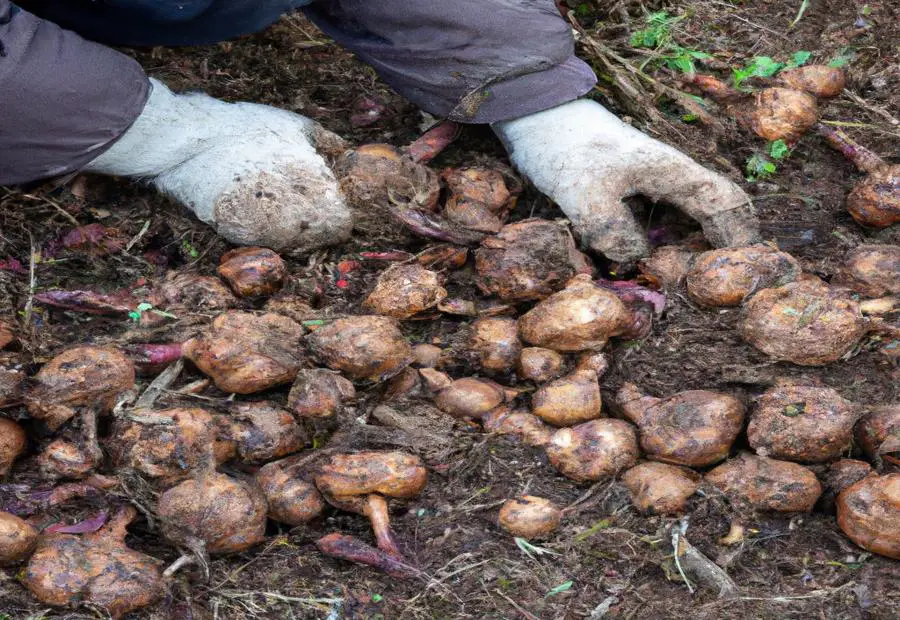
[0,0,596,185]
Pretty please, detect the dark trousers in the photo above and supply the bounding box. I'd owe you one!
[0,0,596,185]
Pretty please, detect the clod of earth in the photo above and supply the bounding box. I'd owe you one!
[475,219,592,302]
[621,461,700,515]
[685,245,800,307]
[616,383,744,467]
[22,506,164,619]
[498,496,562,539]
[740,278,869,366]
[775,65,847,99]
[255,455,326,526]
[518,275,630,351]
[482,406,554,447]
[836,473,899,559]
[306,315,413,382]
[705,453,822,512]
[545,418,639,482]
[315,451,427,560]
[855,404,899,465]
[217,246,287,297]
[467,316,522,373]
[531,369,602,427]
[516,347,566,383]
[832,244,900,298]
[747,384,859,463]
[183,311,305,393]
[363,263,447,319]
[214,401,307,463]
[433,377,512,419]
[0,417,26,477]
[0,510,38,565]
[287,368,356,418]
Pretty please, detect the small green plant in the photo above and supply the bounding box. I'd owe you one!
[128,302,177,322]
[769,139,791,160]
[371,593,383,603]
[514,537,559,559]
[630,11,712,74]
[745,153,778,181]
[732,51,811,88]
[545,580,575,598]
[181,239,200,258]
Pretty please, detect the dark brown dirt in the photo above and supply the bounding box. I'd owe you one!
[1,1,898,618]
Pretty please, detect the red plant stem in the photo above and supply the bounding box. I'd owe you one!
[364,494,403,559]
[681,73,743,103]
[316,533,417,578]
[34,290,135,315]
[406,121,460,164]
[123,343,183,367]
[815,123,885,173]
[390,207,487,245]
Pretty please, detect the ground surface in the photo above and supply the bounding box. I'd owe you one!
[0,0,898,618]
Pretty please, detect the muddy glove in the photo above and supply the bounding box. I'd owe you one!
[494,99,760,263]
[84,78,352,251]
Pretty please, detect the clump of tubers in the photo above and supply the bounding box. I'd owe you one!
[621,462,701,515]
[747,385,858,462]
[817,124,899,228]
[0,511,39,565]
[364,264,447,319]
[287,369,356,418]
[215,401,307,463]
[315,451,427,559]
[776,65,846,98]
[740,278,868,366]
[183,311,305,393]
[23,506,164,618]
[217,247,287,297]
[836,473,899,559]
[0,417,26,477]
[498,496,562,539]
[518,275,630,351]
[546,419,639,482]
[335,143,440,211]
[255,456,326,526]
[705,453,822,512]
[433,377,511,419]
[832,244,900,298]
[532,370,601,427]
[516,347,565,383]
[617,383,744,467]
[855,404,899,465]
[482,406,554,447]
[468,317,522,373]
[307,315,413,382]
[685,245,800,307]
[475,220,591,302]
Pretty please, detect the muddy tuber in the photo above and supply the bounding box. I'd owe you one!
[287,368,356,418]
[433,377,511,419]
[363,264,447,319]
[836,473,899,559]
[498,496,562,539]
[468,317,522,373]
[183,311,305,393]
[217,246,288,297]
[855,404,899,465]
[621,462,700,515]
[833,244,900,298]
[441,166,514,233]
[335,143,440,211]
[705,453,822,512]
[685,245,800,307]
[546,419,639,482]
[0,417,26,477]
[0,511,38,565]
[776,65,846,99]
[531,369,602,427]
[616,383,744,467]
[516,347,565,383]
[482,406,554,447]
[307,315,413,382]
[255,456,326,526]
[215,401,307,463]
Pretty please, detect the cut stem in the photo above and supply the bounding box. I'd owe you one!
[364,494,403,559]
[815,123,885,173]
[316,533,417,578]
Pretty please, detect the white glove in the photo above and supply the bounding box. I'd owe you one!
[494,99,760,263]
[84,79,352,251]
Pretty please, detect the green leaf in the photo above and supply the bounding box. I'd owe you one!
[828,56,850,68]
[546,581,574,597]
[688,50,713,59]
[782,402,806,417]
[670,55,695,74]
[790,50,812,67]
[128,311,141,322]
[769,139,790,160]
[371,594,383,603]
[515,537,560,558]
[753,56,784,77]
[136,302,153,312]
[762,161,777,173]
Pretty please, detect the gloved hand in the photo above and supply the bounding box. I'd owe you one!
[83,78,353,251]
[494,99,760,263]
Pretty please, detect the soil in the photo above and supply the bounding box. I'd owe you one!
[1,0,898,618]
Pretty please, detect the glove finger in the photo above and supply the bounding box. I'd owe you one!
[563,196,651,264]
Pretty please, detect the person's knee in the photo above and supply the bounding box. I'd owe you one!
[102,0,215,23]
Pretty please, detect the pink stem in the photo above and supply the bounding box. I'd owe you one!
[123,343,184,371]
[34,289,136,315]
[364,494,404,559]
[316,533,417,578]
[406,121,460,164]
[390,207,487,245]
[815,123,885,173]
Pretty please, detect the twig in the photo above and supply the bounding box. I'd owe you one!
[495,589,541,620]
[125,219,152,252]
[134,360,184,409]
[671,528,695,594]
[21,192,80,226]
[23,232,37,328]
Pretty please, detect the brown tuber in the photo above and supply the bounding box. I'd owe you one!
[740,278,868,365]
[685,245,800,307]
[747,385,858,462]
[158,271,237,313]
[441,167,513,233]
[833,244,900,298]
[335,143,440,211]
[475,219,591,302]
[0,511,38,565]
[638,245,696,290]
[255,456,326,526]
[482,406,554,447]
[621,462,700,515]
[855,404,899,465]
[0,417,26,477]
[287,369,356,418]
[307,315,413,382]
[705,453,822,512]
[215,401,307,463]
[364,264,447,319]
[836,473,899,559]
[617,383,744,467]
[531,370,601,427]
[516,347,565,383]
[183,311,305,393]
[519,275,630,351]
[315,451,427,559]
[468,317,522,373]
[433,377,510,419]
[546,419,639,482]
[23,506,164,618]
[776,65,846,98]
[38,439,98,480]
[217,246,287,297]
[412,343,443,368]
[498,496,562,539]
